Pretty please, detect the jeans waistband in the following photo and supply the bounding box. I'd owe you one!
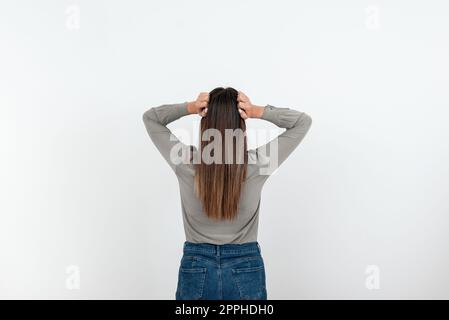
[183,241,261,256]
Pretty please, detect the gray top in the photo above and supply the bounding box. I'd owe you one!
[142,102,312,244]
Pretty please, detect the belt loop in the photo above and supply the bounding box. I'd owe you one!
[216,244,220,257]
[257,242,261,253]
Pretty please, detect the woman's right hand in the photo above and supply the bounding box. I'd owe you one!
[187,92,209,117]
[237,91,265,119]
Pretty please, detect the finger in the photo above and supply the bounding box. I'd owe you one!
[238,108,248,120]
[237,91,248,102]
[238,102,249,111]
[196,93,207,103]
[199,92,209,102]
[200,107,208,117]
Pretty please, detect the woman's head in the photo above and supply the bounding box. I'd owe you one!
[202,87,243,132]
[194,86,248,220]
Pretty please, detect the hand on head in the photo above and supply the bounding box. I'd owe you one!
[188,92,209,117]
[237,90,254,119]
[189,90,257,119]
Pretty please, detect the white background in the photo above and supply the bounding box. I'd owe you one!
[1,0,449,299]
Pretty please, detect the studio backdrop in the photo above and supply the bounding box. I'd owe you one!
[1,0,448,299]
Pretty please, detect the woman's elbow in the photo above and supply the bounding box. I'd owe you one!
[301,112,312,128]
[142,108,156,124]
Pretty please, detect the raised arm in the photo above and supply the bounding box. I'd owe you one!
[142,102,191,172]
[256,105,312,170]
[237,91,312,174]
[142,93,209,172]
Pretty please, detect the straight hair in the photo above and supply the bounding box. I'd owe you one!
[194,87,248,220]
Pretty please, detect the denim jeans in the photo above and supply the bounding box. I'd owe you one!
[175,241,267,300]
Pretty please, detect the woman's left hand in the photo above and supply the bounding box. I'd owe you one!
[187,92,209,117]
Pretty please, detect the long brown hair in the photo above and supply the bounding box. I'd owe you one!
[194,87,248,220]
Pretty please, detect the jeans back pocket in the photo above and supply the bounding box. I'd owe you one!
[176,267,207,300]
[231,264,267,300]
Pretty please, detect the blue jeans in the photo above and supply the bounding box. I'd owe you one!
[175,241,267,300]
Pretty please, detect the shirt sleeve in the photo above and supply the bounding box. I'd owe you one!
[142,102,191,173]
[254,104,312,174]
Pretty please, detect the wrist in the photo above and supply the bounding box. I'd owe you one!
[186,101,196,114]
[250,105,265,118]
